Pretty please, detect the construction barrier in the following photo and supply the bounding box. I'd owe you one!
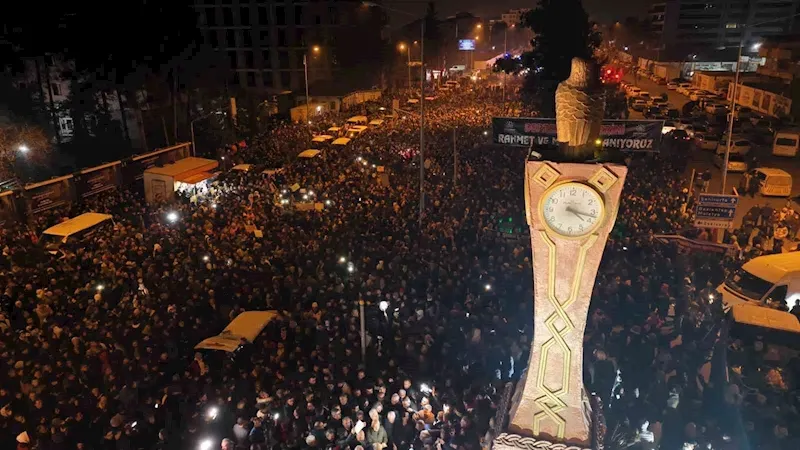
[1,143,191,224]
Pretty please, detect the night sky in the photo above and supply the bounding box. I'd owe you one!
[387,0,650,26]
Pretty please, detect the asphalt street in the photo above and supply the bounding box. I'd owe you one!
[623,74,800,226]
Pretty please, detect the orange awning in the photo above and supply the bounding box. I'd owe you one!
[177,171,214,184]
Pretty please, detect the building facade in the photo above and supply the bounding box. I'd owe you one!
[192,0,382,94]
[659,0,800,56]
[500,9,530,28]
[12,55,144,147]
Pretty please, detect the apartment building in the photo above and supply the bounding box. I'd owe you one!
[12,55,143,146]
[193,0,380,93]
[500,9,530,28]
[659,0,800,56]
[649,2,667,35]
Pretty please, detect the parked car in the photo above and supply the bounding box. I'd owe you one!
[667,82,679,90]
[644,106,662,118]
[669,129,692,142]
[716,137,752,155]
[705,103,728,114]
[649,97,669,108]
[714,152,748,173]
[675,119,694,130]
[631,99,647,111]
[637,91,652,100]
[677,83,693,94]
[694,133,720,150]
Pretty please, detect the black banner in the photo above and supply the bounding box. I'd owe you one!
[492,117,664,152]
[75,164,119,199]
[26,178,72,214]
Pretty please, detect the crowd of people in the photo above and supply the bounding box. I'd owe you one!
[1,74,798,450]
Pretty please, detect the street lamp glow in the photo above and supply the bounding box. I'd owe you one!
[476,24,482,29]
[17,145,29,153]
[399,43,407,51]
[312,45,321,53]
[379,300,389,312]
[484,284,492,291]
[166,211,179,223]
[199,440,213,450]
[339,256,347,263]
[203,255,210,262]
[751,42,762,52]
[96,284,105,291]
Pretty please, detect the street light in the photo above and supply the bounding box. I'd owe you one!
[364,1,426,225]
[17,145,29,153]
[398,42,412,89]
[304,45,322,125]
[721,12,800,193]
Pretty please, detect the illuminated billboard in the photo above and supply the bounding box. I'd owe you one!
[458,39,475,51]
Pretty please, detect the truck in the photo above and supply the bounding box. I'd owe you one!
[653,64,681,81]
[717,252,800,311]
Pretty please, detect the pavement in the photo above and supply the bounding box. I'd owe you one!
[622,74,800,227]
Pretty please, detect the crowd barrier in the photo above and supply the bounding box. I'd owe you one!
[0,143,191,225]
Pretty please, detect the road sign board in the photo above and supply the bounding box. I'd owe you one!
[694,194,739,229]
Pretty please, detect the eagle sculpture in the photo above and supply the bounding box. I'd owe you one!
[555,58,605,157]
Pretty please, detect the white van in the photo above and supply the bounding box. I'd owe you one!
[346,116,368,125]
[40,213,114,255]
[195,311,279,353]
[749,168,792,197]
[718,252,800,311]
[772,130,800,157]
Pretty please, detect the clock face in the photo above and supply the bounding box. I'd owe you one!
[540,182,605,237]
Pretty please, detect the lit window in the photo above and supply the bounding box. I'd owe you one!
[726,23,738,29]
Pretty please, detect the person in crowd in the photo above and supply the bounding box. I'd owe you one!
[1,76,798,450]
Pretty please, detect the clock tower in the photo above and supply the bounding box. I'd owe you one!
[492,58,627,450]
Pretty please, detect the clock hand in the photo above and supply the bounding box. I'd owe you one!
[567,209,585,222]
[565,206,597,219]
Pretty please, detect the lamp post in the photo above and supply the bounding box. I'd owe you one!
[364,1,425,224]
[399,43,412,89]
[721,12,800,193]
[303,45,321,126]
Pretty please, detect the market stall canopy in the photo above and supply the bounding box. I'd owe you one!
[145,157,218,178]
[232,164,253,171]
[298,149,321,159]
[332,138,351,146]
[312,135,334,143]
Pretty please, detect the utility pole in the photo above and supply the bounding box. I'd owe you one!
[502,27,508,112]
[419,21,425,225]
[359,299,366,364]
[453,129,458,188]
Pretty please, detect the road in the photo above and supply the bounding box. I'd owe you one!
[623,73,800,226]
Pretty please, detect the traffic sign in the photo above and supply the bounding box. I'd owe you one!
[694,194,738,229]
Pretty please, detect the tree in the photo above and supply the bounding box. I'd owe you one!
[423,2,442,67]
[517,0,601,115]
[0,123,51,180]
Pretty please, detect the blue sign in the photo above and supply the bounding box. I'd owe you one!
[458,39,475,51]
[694,194,739,229]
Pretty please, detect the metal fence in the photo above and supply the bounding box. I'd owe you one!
[0,143,191,224]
